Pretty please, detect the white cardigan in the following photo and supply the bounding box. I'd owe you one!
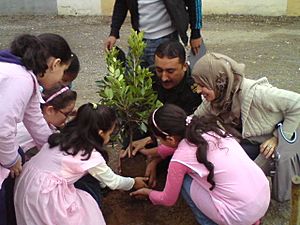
[194,77,300,143]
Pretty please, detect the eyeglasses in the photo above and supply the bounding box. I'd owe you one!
[58,109,76,118]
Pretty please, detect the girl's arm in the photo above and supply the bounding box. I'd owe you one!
[88,163,135,190]
[131,162,191,206]
[88,163,148,191]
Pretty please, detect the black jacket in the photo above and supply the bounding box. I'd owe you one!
[109,0,202,45]
[152,67,202,115]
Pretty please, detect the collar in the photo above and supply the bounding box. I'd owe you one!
[0,50,23,66]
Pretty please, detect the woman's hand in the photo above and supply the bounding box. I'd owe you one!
[133,177,149,189]
[260,136,278,158]
[123,136,153,158]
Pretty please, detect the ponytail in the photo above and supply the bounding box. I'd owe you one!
[10,34,49,75]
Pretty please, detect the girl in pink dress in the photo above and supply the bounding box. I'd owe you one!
[131,104,270,225]
[14,103,148,225]
[0,33,73,225]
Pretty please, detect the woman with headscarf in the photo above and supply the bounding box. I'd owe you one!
[192,53,300,161]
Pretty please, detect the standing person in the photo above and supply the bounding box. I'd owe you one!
[0,33,72,225]
[191,52,300,161]
[131,104,270,225]
[105,0,203,67]
[14,103,148,225]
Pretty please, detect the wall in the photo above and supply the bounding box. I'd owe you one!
[0,0,299,16]
[287,0,300,16]
[203,0,287,16]
[57,0,101,15]
[0,0,57,15]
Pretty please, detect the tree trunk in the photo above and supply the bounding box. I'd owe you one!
[290,175,300,225]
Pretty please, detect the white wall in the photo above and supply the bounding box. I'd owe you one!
[57,0,101,15]
[204,0,287,16]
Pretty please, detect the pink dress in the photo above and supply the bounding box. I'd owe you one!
[14,144,106,225]
[0,62,52,188]
[150,133,270,225]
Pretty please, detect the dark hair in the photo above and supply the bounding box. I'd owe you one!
[38,33,72,65]
[48,103,117,161]
[10,34,49,75]
[155,41,186,65]
[63,52,80,82]
[41,84,77,110]
[149,104,231,191]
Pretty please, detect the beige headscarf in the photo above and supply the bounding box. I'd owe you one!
[192,53,245,125]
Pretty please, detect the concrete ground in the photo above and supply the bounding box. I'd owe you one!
[1,15,299,225]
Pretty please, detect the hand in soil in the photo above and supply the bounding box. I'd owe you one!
[130,187,152,199]
[145,158,162,188]
[124,136,153,158]
[134,177,149,189]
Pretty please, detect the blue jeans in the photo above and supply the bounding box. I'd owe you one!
[0,147,25,225]
[181,175,218,225]
[142,32,179,68]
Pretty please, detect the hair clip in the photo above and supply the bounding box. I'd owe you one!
[90,102,98,110]
[71,53,74,58]
[185,116,193,126]
[45,87,69,103]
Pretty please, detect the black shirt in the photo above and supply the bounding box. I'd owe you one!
[152,67,202,115]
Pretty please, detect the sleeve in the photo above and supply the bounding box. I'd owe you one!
[157,144,176,159]
[149,161,190,206]
[0,75,34,168]
[23,88,52,149]
[185,0,202,39]
[88,163,135,191]
[255,85,300,139]
[109,0,129,39]
[193,98,211,117]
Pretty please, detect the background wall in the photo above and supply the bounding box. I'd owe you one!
[203,0,287,16]
[0,0,57,15]
[0,0,299,16]
[57,0,100,15]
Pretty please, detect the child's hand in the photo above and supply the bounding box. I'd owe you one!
[140,147,159,158]
[9,158,22,178]
[145,157,162,188]
[133,177,149,189]
[130,188,152,199]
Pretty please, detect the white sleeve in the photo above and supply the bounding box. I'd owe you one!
[88,163,135,191]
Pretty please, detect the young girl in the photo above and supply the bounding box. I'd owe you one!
[61,52,80,87]
[14,103,148,225]
[131,104,270,225]
[0,33,72,225]
[17,84,77,153]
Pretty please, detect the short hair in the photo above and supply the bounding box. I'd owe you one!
[155,41,186,65]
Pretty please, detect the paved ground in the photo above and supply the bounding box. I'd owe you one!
[1,15,299,225]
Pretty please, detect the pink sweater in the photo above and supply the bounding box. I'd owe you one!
[149,134,270,225]
[0,62,52,187]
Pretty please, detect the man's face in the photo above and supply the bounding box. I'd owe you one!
[155,56,187,90]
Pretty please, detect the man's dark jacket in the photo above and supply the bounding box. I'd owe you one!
[109,0,202,45]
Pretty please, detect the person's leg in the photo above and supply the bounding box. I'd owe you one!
[0,179,8,225]
[240,139,260,160]
[142,32,179,68]
[181,175,218,225]
[74,174,105,209]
